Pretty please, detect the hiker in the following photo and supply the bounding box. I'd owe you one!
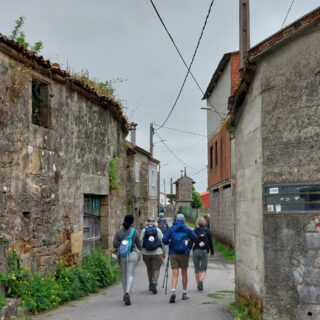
[203,214,210,230]
[157,211,169,235]
[192,216,214,291]
[140,218,166,294]
[163,213,197,303]
[113,214,141,306]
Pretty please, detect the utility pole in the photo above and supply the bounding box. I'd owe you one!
[150,123,154,155]
[163,178,166,194]
[170,177,173,194]
[239,0,250,70]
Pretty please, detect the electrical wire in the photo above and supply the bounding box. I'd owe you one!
[150,0,218,130]
[190,166,207,177]
[149,0,225,119]
[281,0,295,29]
[154,124,207,137]
[155,131,198,170]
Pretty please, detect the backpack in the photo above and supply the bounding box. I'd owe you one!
[119,228,135,257]
[143,226,162,251]
[195,229,209,250]
[171,226,189,254]
[157,218,169,234]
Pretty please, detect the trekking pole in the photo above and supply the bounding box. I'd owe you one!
[163,257,170,295]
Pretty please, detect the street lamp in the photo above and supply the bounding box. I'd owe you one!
[200,106,227,116]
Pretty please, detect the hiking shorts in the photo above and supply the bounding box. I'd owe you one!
[193,249,208,273]
[170,254,189,270]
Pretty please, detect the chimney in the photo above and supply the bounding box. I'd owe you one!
[184,167,187,177]
[130,122,137,144]
[239,0,250,70]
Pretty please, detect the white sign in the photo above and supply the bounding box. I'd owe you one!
[276,204,282,213]
[269,187,279,194]
[267,205,274,212]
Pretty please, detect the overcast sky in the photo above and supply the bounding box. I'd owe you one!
[0,0,319,192]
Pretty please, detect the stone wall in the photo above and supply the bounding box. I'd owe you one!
[260,27,320,320]
[0,51,128,270]
[210,184,234,246]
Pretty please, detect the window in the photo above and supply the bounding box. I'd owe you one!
[151,169,156,187]
[83,195,101,253]
[215,141,218,166]
[135,161,140,182]
[210,146,213,169]
[220,136,223,166]
[32,78,50,128]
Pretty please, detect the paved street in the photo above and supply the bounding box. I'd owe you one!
[35,253,234,320]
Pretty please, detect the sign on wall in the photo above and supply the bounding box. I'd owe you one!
[264,184,320,213]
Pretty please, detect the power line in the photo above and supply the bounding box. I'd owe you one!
[281,0,295,29]
[150,0,218,130]
[190,166,207,177]
[154,124,207,137]
[154,131,198,170]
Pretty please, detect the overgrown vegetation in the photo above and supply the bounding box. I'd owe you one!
[221,115,233,133]
[214,240,235,263]
[228,292,263,320]
[0,293,5,309]
[70,69,115,98]
[9,16,43,54]
[109,156,121,191]
[0,249,121,313]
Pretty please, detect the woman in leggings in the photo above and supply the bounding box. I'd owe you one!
[113,215,141,305]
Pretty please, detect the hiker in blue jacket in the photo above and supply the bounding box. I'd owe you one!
[162,213,197,303]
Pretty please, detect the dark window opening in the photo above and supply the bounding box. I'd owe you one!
[220,137,223,166]
[32,78,50,128]
[209,146,213,169]
[215,141,218,166]
[83,195,102,253]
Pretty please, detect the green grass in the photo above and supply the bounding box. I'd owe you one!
[228,301,259,320]
[186,221,196,229]
[214,240,235,263]
[208,290,234,300]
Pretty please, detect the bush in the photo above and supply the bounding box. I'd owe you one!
[2,249,121,313]
[0,294,5,309]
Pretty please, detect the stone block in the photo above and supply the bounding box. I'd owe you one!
[297,285,320,304]
[306,233,320,250]
[305,250,320,268]
[0,298,19,320]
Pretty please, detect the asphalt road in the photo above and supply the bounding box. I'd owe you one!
[35,253,234,320]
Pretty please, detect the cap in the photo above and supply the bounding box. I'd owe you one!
[176,213,185,221]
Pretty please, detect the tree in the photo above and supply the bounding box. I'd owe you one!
[192,186,202,208]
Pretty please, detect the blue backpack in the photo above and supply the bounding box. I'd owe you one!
[171,226,189,254]
[143,226,162,251]
[119,228,135,257]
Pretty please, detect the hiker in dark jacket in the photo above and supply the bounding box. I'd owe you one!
[157,212,169,235]
[113,215,141,306]
[192,216,214,291]
[162,213,197,303]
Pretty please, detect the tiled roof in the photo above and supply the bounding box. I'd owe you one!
[0,33,129,132]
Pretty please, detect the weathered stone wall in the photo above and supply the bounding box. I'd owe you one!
[234,61,264,302]
[260,27,320,319]
[0,51,128,270]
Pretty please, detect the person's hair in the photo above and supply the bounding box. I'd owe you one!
[123,214,134,229]
[196,216,206,227]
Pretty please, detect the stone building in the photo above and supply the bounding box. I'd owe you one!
[174,169,195,208]
[0,34,130,270]
[229,8,320,320]
[203,51,240,246]
[126,125,159,230]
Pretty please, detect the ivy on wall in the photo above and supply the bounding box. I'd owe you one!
[108,156,120,191]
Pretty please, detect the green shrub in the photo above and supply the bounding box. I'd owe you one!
[0,294,5,309]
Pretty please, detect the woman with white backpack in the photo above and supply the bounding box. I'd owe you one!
[113,214,141,305]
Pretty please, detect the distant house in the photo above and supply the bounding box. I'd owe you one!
[203,51,240,246]
[0,34,129,269]
[229,8,320,319]
[126,126,159,230]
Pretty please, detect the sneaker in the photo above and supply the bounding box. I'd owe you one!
[148,284,152,292]
[124,293,131,305]
[182,293,189,300]
[198,281,203,291]
[169,293,176,303]
[150,283,157,294]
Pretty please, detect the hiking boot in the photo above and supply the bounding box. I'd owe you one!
[124,293,131,305]
[198,281,203,291]
[148,284,152,292]
[182,293,189,300]
[169,292,176,303]
[150,283,157,294]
